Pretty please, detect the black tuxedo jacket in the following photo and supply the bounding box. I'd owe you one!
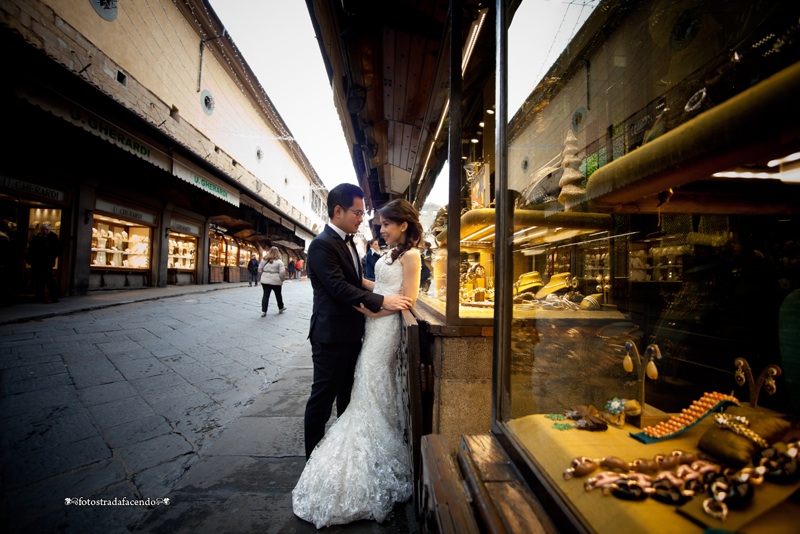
[307,225,384,343]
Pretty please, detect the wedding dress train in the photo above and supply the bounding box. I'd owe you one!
[292,256,412,528]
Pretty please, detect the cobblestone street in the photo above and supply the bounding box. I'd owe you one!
[0,281,417,533]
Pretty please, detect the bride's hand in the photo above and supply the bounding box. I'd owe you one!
[353,303,379,318]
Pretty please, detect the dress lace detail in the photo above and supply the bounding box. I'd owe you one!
[292,256,412,528]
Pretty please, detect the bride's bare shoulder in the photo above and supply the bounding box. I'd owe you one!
[401,248,420,261]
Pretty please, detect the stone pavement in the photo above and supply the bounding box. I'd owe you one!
[0,280,419,533]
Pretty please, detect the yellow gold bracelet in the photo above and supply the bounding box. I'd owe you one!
[713,414,769,449]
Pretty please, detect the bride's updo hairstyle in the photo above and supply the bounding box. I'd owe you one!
[378,199,423,262]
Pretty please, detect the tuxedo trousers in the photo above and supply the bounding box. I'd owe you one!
[304,340,362,459]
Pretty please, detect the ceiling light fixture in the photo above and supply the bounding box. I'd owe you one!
[418,9,488,186]
[768,152,800,167]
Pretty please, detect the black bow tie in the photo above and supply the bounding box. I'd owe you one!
[345,234,354,244]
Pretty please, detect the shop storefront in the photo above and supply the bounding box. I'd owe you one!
[90,198,156,289]
[407,0,800,532]
[167,217,201,285]
[0,177,70,303]
[2,4,322,301]
[238,241,260,281]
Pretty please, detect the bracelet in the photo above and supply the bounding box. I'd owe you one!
[714,413,769,449]
[702,498,728,521]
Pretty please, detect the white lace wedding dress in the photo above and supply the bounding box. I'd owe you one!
[292,256,412,528]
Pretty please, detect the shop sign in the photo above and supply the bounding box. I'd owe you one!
[14,85,170,172]
[96,198,156,225]
[0,177,66,203]
[173,155,240,207]
[171,219,200,235]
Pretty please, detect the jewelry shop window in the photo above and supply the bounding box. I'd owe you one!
[209,233,224,266]
[167,231,197,271]
[91,215,151,269]
[415,7,496,322]
[239,242,257,267]
[495,0,800,532]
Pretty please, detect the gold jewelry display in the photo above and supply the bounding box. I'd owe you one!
[535,272,572,299]
[735,363,746,386]
[622,342,662,419]
[713,413,770,449]
[702,498,728,521]
[733,358,781,408]
[632,392,739,442]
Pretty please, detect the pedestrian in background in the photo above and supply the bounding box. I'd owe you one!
[247,253,260,287]
[363,238,381,281]
[295,258,304,279]
[258,246,287,317]
[420,241,432,294]
[288,258,297,280]
[27,223,61,303]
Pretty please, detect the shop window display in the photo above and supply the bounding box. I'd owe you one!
[90,215,150,269]
[167,231,196,271]
[209,233,223,266]
[223,236,238,267]
[208,233,225,283]
[486,0,800,532]
[239,243,257,266]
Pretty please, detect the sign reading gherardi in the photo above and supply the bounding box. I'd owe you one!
[172,155,240,207]
[1,177,66,203]
[96,198,156,225]
[14,85,170,172]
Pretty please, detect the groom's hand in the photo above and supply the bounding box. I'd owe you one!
[353,303,378,317]
[382,294,413,311]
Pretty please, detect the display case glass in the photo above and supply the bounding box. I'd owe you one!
[209,233,224,266]
[223,236,238,267]
[239,243,257,266]
[415,8,498,322]
[90,214,150,269]
[167,231,196,271]
[491,1,800,532]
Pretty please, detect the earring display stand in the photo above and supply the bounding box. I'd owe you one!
[734,358,782,408]
[624,341,668,429]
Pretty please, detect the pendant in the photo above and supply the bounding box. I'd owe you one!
[623,354,634,373]
[646,359,659,380]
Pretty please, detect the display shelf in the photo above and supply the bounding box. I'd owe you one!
[167,232,197,271]
[506,414,800,533]
[90,220,150,269]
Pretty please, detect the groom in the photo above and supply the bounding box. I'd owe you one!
[304,183,413,459]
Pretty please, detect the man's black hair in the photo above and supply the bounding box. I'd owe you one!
[326,183,365,218]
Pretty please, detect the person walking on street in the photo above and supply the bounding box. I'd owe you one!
[27,223,61,303]
[302,183,413,460]
[247,253,260,287]
[295,258,304,279]
[258,246,287,316]
[288,258,296,280]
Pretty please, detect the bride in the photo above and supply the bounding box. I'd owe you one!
[292,198,422,528]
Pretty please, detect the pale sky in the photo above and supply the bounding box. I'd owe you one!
[208,0,355,190]
[209,0,597,200]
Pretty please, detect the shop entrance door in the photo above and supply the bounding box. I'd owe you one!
[0,198,63,304]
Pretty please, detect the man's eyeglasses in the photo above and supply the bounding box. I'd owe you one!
[347,208,365,218]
